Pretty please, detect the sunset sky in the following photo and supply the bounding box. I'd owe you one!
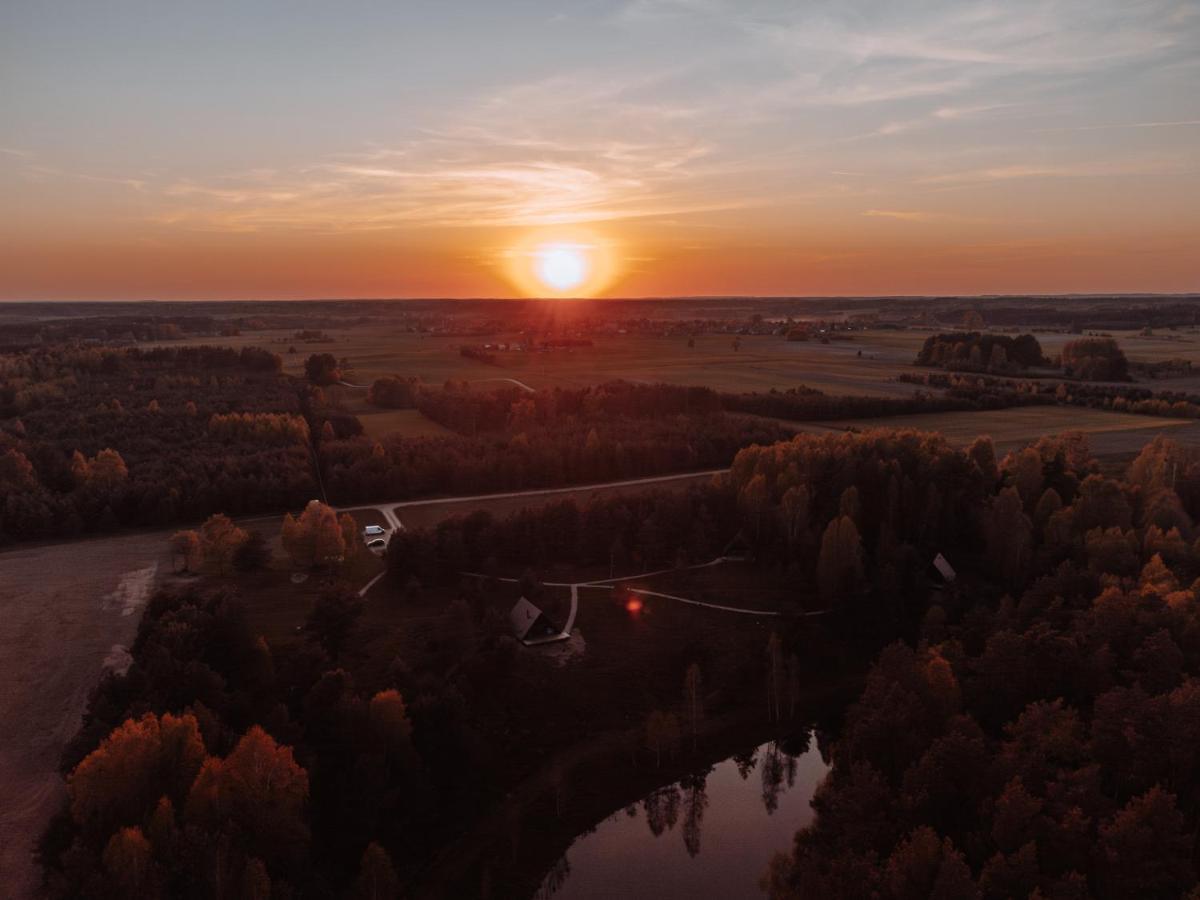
[2,0,1198,300]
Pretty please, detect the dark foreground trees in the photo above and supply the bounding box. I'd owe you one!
[765,436,1200,899]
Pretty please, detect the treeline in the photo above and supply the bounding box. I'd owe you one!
[417,381,723,433]
[41,587,431,897]
[720,385,1050,423]
[916,332,1133,383]
[383,428,1018,622]
[319,412,792,504]
[0,345,315,542]
[387,480,737,585]
[1061,336,1130,381]
[915,332,1050,373]
[765,435,1200,899]
[900,371,1200,419]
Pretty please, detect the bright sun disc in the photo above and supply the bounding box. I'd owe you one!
[535,243,588,292]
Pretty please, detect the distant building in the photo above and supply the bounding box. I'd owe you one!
[509,597,560,643]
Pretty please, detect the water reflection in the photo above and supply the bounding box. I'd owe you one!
[536,734,828,899]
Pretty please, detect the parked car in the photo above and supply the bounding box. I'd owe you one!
[362,525,386,538]
[366,538,388,555]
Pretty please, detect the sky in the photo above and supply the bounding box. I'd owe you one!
[1,0,1198,300]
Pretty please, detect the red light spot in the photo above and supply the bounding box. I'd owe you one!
[625,597,643,614]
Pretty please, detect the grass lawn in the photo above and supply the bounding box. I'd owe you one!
[357,407,456,439]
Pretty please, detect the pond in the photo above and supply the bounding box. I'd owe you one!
[535,733,830,899]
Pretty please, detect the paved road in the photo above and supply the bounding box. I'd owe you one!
[344,469,726,533]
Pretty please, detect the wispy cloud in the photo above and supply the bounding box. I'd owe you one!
[863,209,941,222]
[919,159,1193,186]
[1035,119,1200,133]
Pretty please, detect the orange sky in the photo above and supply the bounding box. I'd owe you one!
[2,1,1198,299]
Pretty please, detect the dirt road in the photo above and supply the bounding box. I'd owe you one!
[0,532,170,897]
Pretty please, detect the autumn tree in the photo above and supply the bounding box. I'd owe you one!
[282,500,345,569]
[368,689,413,754]
[0,448,37,492]
[816,515,864,605]
[305,590,365,660]
[304,352,340,385]
[68,712,206,835]
[199,513,249,575]
[184,726,310,867]
[89,448,129,494]
[169,530,202,573]
[102,826,157,898]
[1098,786,1194,899]
[233,531,271,572]
[985,487,1032,588]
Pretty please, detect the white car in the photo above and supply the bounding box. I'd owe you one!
[362,525,386,538]
[365,538,388,555]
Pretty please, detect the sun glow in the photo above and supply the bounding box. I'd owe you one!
[503,228,619,298]
[536,243,588,291]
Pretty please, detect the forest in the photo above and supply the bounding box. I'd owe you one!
[765,435,1200,899]
[41,426,1008,897]
[916,333,1133,384]
[915,333,1051,374]
[0,346,316,541]
[0,347,790,543]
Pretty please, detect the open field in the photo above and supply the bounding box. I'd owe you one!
[323,383,457,439]
[162,328,933,397]
[159,323,1200,397]
[815,406,1197,456]
[0,532,173,898]
[357,407,456,440]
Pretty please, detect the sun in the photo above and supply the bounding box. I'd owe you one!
[502,228,618,297]
[535,243,589,292]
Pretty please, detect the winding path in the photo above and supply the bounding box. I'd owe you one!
[462,555,818,646]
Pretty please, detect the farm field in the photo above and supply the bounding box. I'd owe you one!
[819,406,1196,456]
[356,408,455,439]
[322,384,457,439]
[163,324,1200,391]
[0,532,173,899]
[163,328,934,397]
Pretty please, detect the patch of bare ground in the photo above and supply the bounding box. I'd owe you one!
[0,532,172,898]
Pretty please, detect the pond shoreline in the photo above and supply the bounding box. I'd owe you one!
[412,677,861,899]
